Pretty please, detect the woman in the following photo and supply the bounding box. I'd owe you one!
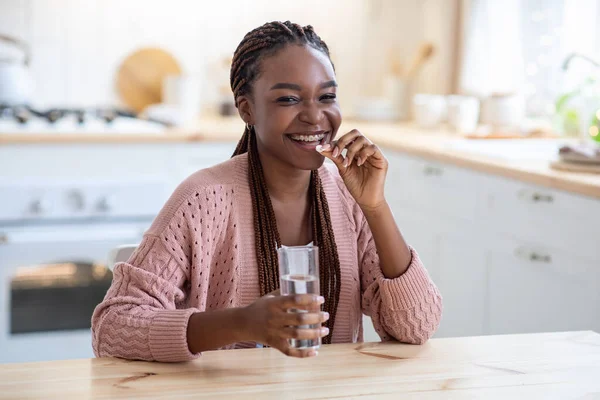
[92,21,442,362]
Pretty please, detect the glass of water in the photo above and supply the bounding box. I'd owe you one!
[277,245,321,350]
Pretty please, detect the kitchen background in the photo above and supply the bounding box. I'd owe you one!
[0,0,459,113]
[1,0,599,364]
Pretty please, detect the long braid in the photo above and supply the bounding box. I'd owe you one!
[230,21,340,343]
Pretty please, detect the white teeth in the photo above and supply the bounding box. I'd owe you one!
[290,134,325,142]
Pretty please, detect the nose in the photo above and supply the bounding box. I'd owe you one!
[298,101,324,126]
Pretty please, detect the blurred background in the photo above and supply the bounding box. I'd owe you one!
[1,0,599,126]
[1,0,599,365]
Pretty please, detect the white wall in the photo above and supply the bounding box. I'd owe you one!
[0,0,456,115]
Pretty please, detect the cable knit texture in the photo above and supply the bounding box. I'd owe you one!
[92,153,442,362]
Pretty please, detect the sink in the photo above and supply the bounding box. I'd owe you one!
[445,139,565,161]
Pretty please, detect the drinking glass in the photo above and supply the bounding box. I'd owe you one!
[277,245,321,349]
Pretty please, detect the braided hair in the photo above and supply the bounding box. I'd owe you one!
[230,21,341,343]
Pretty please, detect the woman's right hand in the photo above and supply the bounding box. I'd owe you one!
[244,294,330,358]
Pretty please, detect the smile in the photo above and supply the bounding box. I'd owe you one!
[288,133,326,142]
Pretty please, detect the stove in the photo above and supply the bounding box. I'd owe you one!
[0,105,168,134]
[0,177,169,363]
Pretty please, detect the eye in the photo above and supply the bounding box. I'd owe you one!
[276,96,300,105]
[320,93,337,102]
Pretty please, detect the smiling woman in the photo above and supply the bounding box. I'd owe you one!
[91,21,442,363]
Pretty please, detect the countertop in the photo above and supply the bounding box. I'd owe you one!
[2,116,600,199]
[1,331,598,399]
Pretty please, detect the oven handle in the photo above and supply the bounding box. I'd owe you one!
[0,224,147,244]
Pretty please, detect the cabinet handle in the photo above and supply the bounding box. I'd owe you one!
[0,233,7,245]
[517,189,555,204]
[529,252,552,263]
[515,247,553,264]
[423,165,443,176]
[531,193,554,203]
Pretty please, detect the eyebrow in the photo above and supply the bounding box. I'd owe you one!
[320,80,338,89]
[269,80,338,91]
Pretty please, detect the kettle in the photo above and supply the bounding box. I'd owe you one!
[0,35,34,105]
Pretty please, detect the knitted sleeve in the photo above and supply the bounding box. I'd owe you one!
[358,215,443,344]
[91,185,224,362]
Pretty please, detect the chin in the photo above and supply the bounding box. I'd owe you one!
[291,154,325,171]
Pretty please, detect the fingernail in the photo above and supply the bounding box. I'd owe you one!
[343,159,348,168]
[309,350,318,357]
[317,296,325,304]
[333,148,339,157]
[315,145,323,153]
[323,312,330,320]
[321,143,332,151]
[321,327,330,335]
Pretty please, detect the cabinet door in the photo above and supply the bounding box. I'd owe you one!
[390,208,438,270]
[384,150,486,223]
[434,229,488,338]
[171,142,237,186]
[487,236,600,335]
[391,208,488,338]
[486,174,600,261]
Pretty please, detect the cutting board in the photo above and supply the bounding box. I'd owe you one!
[550,160,600,174]
[116,47,182,113]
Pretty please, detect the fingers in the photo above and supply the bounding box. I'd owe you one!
[344,136,371,168]
[281,310,330,327]
[316,129,378,169]
[270,337,317,358]
[276,294,324,311]
[281,326,329,340]
[264,289,280,297]
[316,143,345,169]
[331,129,363,159]
[355,144,379,167]
[284,346,319,358]
[271,327,327,358]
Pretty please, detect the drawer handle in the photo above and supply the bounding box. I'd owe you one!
[423,165,443,176]
[529,252,552,263]
[531,193,554,203]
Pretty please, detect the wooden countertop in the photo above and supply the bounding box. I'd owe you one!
[1,331,598,399]
[2,117,600,199]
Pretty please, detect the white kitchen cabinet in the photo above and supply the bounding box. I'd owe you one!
[387,208,439,281]
[382,147,600,340]
[386,152,486,224]
[486,235,600,335]
[434,229,488,338]
[485,174,600,261]
[170,142,238,190]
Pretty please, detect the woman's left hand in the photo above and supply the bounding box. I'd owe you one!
[317,129,388,210]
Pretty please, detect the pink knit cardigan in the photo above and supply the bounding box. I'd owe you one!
[92,154,442,361]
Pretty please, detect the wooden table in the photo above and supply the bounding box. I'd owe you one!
[1,331,599,399]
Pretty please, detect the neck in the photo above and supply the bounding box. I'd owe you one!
[257,147,312,203]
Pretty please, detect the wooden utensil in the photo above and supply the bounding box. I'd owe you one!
[404,43,435,79]
[388,48,403,77]
[116,47,182,113]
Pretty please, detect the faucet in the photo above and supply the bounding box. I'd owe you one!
[562,53,600,71]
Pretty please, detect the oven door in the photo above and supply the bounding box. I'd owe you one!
[0,222,146,363]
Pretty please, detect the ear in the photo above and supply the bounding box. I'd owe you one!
[236,96,255,125]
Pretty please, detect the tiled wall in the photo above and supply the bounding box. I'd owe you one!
[0,0,456,115]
